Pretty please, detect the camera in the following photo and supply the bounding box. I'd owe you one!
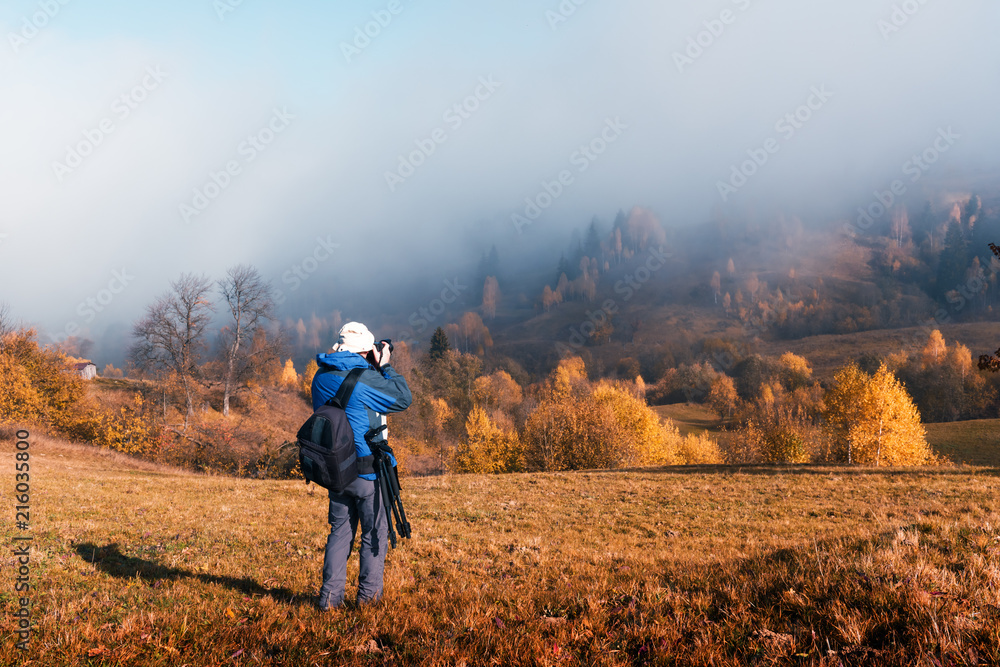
[365,339,393,366]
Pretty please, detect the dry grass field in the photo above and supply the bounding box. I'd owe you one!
[2,434,1000,666]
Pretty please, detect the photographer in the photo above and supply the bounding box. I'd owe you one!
[311,322,412,610]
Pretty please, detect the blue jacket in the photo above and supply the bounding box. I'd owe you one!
[311,351,412,480]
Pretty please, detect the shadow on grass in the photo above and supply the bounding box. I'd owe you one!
[75,542,305,606]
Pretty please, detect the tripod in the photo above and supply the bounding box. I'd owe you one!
[365,425,411,548]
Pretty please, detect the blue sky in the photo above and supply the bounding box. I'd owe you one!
[1,0,998,352]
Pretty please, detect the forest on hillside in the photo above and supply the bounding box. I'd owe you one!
[5,190,1000,477]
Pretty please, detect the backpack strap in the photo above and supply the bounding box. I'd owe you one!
[326,367,365,409]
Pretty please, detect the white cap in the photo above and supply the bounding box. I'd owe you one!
[330,321,375,354]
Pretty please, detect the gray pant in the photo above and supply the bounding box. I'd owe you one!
[318,477,388,609]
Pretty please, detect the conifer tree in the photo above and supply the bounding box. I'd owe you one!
[429,327,451,361]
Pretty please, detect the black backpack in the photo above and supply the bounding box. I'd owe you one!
[296,368,372,492]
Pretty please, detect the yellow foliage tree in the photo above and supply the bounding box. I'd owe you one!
[92,392,158,455]
[472,370,523,414]
[429,397,455,473]
[0,328,87,428]
[279,359,299,390]
[550,356,588,400]
[0,328,158,453]
[825,363,933,466]
[676,431,725,465]
[102,363,124,379]
[779,352,812,383]
[522,363,723,472]
[921,329,947,369]
[453,405,523,474]
[301,359,319,399]
[707,375,738,420]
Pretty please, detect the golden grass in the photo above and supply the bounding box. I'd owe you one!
[2,436,1000,665]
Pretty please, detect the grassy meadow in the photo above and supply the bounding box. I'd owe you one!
[3,434,1000,666]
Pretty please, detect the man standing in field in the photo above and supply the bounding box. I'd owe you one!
[311,322,412,610]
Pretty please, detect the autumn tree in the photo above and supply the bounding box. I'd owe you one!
[482,276,500,320]
[920,329,946,368]
[824,363,932,466]
[428,397,455,473]
[522,358,721,471]
[130,273,215,427]
[895,330,997,422]
[0,301,14,344]
[423,349,482,437]
[978,243,1000,371]
[457,312,492,354]
[707,375,738,421]
[279,359,299,390]
[541,285,562,312]
[301,359,319,400]
[102,363,124,379]
[217,264,276,416]
[472,370,523,415]
[890,206,910,248]
[0,326,86,427]
[778,352,813,390]
[718,352,826,463]
[453,405,523,474]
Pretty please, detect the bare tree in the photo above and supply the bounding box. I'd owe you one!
[217,264,276,416]
[0,301,14,349]
[130,274,215,427]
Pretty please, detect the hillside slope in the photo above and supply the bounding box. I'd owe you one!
[3,435,999,665]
